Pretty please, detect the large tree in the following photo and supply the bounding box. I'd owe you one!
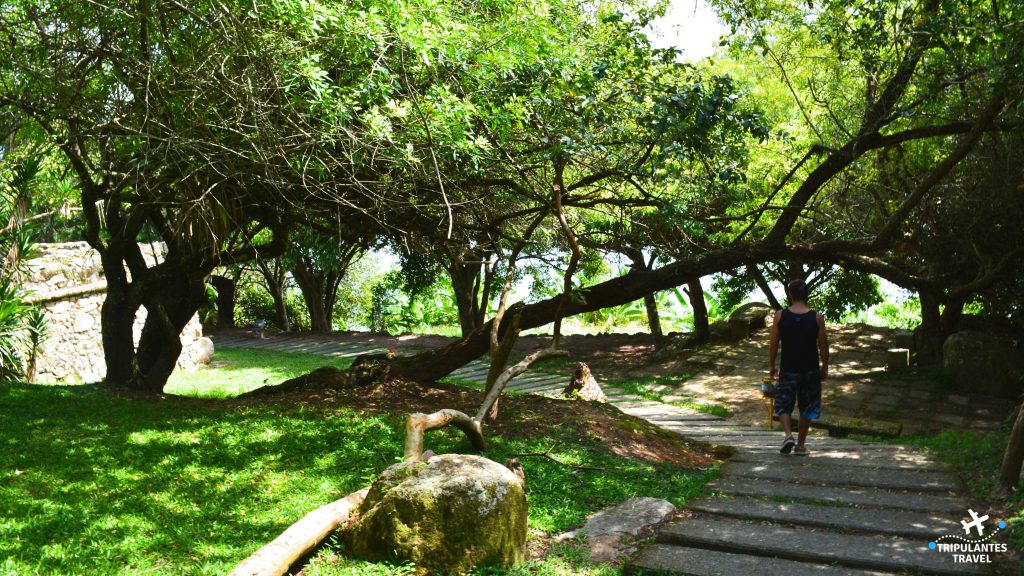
[0,0,386,390]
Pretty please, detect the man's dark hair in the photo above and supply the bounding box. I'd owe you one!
[786,279,809,302]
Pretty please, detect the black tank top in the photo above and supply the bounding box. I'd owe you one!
[780,308,819,372]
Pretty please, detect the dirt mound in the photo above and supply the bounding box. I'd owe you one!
[244,377,716,469]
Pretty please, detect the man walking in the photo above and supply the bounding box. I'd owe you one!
[768,279,829,456]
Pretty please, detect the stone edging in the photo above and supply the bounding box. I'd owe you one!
[25,280,108,305]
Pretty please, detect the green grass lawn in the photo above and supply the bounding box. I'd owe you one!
[1,347,716,575]
[164,347,356,397]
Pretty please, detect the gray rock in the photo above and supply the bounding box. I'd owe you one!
[559,497,675,563]
[943,330,1024,398]
[344,454,527,574]
[73,311,94,333]
[728,302,773,339]
[192,337,215,365]
[580,496,675,538]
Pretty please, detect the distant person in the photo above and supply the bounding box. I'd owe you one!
[768,279,829,456]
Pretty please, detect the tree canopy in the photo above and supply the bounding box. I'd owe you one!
[0,0,1021,390]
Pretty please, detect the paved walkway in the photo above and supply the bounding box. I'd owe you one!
[647,324,1006,434]
[211,333,999,575]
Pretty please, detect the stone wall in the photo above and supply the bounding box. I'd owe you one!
[21,242,212,383]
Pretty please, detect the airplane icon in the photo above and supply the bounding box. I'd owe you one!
[961,509,989,536]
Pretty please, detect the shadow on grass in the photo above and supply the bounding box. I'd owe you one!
[0,382,402,576]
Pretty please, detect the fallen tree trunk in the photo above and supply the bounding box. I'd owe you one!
[227,488,369,576]
[390,246,760,381]
[993,401,1024,497]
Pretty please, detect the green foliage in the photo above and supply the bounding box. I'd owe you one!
[0,279,29,380]
[709,274,753,313]
[368,270,459,334]
[333,255,387,331]
[813,270,882,320]
[868,297,922,330]
[234,273,309,331]
[23,306,47,383]
[0,157,49,381]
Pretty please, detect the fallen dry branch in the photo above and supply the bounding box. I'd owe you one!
[510,443,607,472]
[402,347,569,460]
[227,488,369,576]
[404,409,486,459]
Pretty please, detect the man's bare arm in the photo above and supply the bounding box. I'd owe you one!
[768,310,782,378]
[817,312,829,380]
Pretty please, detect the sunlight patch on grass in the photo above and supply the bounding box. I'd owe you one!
[610,373,730,417]
[164,347,354,397]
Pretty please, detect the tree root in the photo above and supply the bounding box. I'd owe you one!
[227,488,368,576]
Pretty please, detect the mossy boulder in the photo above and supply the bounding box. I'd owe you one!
[344,454,528,574]
[943,330,1024,398]
[728,302,773,339]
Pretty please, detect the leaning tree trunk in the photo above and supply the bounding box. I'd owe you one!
[688,279,710,344]
[292,266,330,332]
[99,246,144,387]
[747,263,782,309]
[940,296,966,337]
[627,252,664,349]
[133,276,208,392]
[210,274,237,329]
[256,260,291,332]
[386,246,760,382]
[322,269,342,330]
[917,290,943,363]
[993,401,1024,497]
[100,247,210,392]
[643,293,665,350]
[100,286,143,387]
[450,263,484,337]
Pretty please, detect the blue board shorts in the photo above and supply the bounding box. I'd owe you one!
[773,369,822,420]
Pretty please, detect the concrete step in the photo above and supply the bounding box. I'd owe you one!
[687,496,957,539]
[447,367,489,380]
[676,437,890,451]
[657,424,782,436]
[728,448,947,471]
[634,413,726,423]
[657,516,987,575]
[627,544,896,576]
[609,399,664,408]
[723,460,963,492]
[706,477,967,514]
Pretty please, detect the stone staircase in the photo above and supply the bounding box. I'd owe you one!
[211,334,1000,575]
[615,402,991,575]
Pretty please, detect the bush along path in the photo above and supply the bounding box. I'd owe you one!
[212,335,1004,575]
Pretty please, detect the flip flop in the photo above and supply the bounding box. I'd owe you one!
[780,436,796,454]
[794,446,810,456]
